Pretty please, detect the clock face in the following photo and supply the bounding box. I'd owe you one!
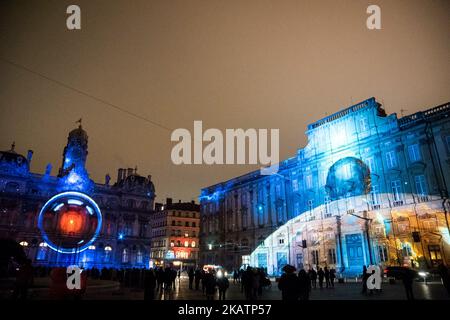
[38,191,102,254]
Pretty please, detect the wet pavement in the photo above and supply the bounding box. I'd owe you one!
[83,275,450,300]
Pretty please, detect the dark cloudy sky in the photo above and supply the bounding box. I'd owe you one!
[0,0,449,202]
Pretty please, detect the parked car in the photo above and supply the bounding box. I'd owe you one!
[384,266,418,280]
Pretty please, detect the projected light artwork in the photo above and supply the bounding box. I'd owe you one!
[38,191,102,254]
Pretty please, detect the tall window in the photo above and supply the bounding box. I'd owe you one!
[137,250,143,264]
[324,196,331,216]
[378,245,388,262]
[305,174,313,189]
[386,151,397,169]
[408,144,421,162]
[415,175,427,196]
[36,242,48,261]
[292,179,299,192]
[122,248,129,263]
[311,250,319,266]
[370,185,380,205]
[391,180,403,202]
[328,248,336,264]
[359,117,369,132]
[365,157,376,174]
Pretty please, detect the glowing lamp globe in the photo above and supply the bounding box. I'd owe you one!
[38,191,102,254]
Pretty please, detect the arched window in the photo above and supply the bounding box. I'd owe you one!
[137,250,143,264]
[122,248,129,263]
[36,242,48,260]
[104,246,112,262]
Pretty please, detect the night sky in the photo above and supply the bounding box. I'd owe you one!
[0,0,449,202]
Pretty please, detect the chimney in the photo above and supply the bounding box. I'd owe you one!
[117,168,123,182]
[166,198,172,205]
[127,168,133,177]
[26,150,33,165]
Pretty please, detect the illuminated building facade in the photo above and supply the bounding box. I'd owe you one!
[200,97,450,276]
[150,198,200,269]
[0,124,155,269]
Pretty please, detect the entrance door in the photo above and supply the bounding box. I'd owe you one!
[345,234,364,269]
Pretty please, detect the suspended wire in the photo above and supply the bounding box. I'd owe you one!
[0,57,174,133]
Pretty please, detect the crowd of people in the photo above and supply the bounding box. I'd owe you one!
[5,257,450,300]
[277,265,337,300]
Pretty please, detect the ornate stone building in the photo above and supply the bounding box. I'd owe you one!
[199,97,450,275]
[0,124,155,268]
[150,198,200,269]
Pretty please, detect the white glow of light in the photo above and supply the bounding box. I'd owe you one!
[217,270,223,278]
[67,172,80,184]
[440,227,450,245]
[53,203,64,211]
[68,199,83,206]
[86,206,94,215]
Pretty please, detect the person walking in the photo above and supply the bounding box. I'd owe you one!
[205,272,217,300]
[12,259,33,300]
[194,268,201,290]
[361,265,368,294]
[402,269,415,300]
[308,268,317,289]
[251,268,261,299]
[188,268,195,290]
[324,267,330,288]
[278,265,299,301]
[216,272,229,300]
[329,268,336,288]
[317,267,325,289]
[298,269,311,300]
[438,263,450,295]
[144,269,156,300]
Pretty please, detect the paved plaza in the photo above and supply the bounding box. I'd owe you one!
[82,275,450,300]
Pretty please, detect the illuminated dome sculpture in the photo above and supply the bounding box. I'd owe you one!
[325,157,371,200]
[38,191,102,254]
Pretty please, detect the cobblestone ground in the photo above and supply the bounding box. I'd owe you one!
[83,276,450,300]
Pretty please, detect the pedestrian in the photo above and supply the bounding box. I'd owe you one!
[252,268,261,299]
[324,267,330,288]
[317,267,325,289]
[361,265,368,295]
[402,269,415,300]
[201,269,207,294]
[298,269,311,300]
[308,268,317,289]
[144,269,156,300]
[12,259,34,300]
[205,272,217,300]
[329,268,336,288]
[242,267,253,300]
[438,263,450,295]
[278,265,299,301]
[188,268,195,290]
[194,268,201,290]
[216,272,229,300]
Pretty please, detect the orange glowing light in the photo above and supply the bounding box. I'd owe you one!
[59,210,84,233]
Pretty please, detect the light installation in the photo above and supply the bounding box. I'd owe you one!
[38,191,102,254]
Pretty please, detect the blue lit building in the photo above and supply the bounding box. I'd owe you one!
[0,124,155,269]
[199,98,450,276]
